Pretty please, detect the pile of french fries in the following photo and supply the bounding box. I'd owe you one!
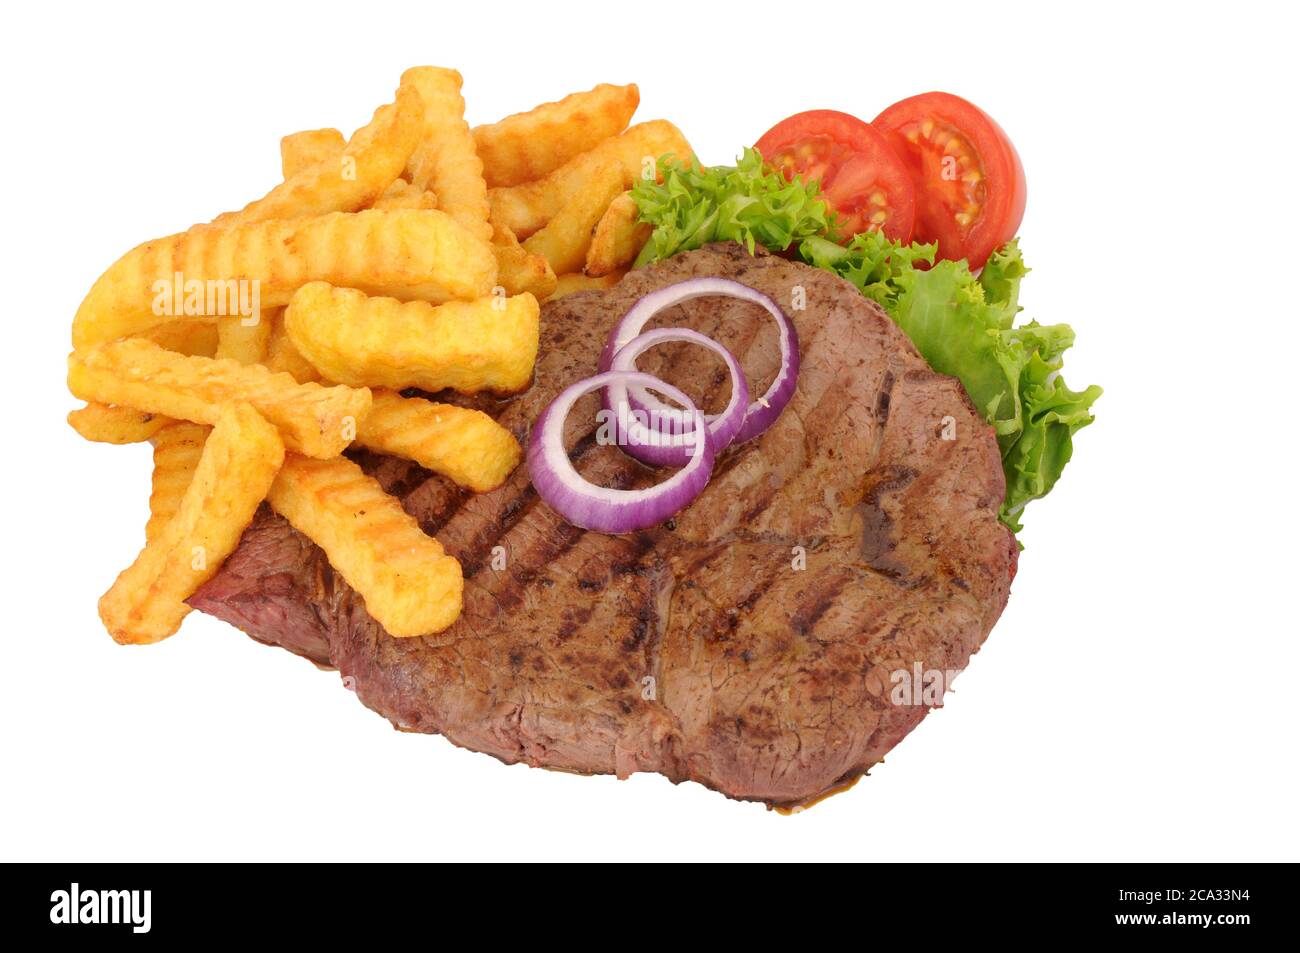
[66,67,692,645]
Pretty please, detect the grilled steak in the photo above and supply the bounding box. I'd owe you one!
[191,243,1017,807]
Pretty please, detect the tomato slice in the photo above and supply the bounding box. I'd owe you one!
[872,92,1026,268]
[755,109,915,242]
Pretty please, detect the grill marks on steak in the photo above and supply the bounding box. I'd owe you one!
[190,243,1017,806]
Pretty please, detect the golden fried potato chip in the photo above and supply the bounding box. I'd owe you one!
[547,270,627,301]
[72,209,498,348]
[474,83,640,188]
[280,128,345,179]
[356,390,521,493]
[370,179,438,210]
[68,338,371,458]
[215,311,275,365]
[490,222,557,300]
[268,453,463,637]
[216,83,422,226]
[522,161,623,276]
[67,403,173,445]
[285,282,538,394]
[99,403,283,644]
[586,191,652,276]
[145,422,209,544]
[402,67,492,243]
[488,120,691,238]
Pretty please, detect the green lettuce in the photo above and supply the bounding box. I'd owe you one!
[634,154,1101,534]
[630,148,834,266]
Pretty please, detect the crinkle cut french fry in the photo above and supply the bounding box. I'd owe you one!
[217,84,421,226]
[521,161,623,276]
[72,209,498,348]
[586,191,652,277]
[473,83,640,188]
[285,282,538,395]
[215,311,275,365]
[487,120,691,238]
[280,128,345,180]
[98,403,284,644]
[402,67,491,242]
[490,222,557,300]
[145,422,209,544]
[68,338,371,458]
[547,270,627,301]
[67,403,172,445]
[267,453,463,637]
[355,390,521,493]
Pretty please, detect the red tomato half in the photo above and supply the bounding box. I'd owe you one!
[755,110,915,242]
[873,92,1026,268]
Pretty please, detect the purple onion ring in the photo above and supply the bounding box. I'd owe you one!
[598,277,799,446]
[602,327,749,468]
[527,371,715,534]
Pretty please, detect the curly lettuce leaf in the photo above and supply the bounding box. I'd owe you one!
[632,148,834,266]
[799,233,936,314]
[999,349,1101,532]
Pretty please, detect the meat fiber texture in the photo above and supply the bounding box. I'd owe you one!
[191,243,1017,807]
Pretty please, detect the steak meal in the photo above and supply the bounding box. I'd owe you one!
[66,68,1098,810]
[191,244,1017,807]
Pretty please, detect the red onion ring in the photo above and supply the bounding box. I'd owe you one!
[527,371,715,534]
[602,328,749,468]
[598,277,799,445]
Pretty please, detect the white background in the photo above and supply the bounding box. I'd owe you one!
[2,1,1297,862]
